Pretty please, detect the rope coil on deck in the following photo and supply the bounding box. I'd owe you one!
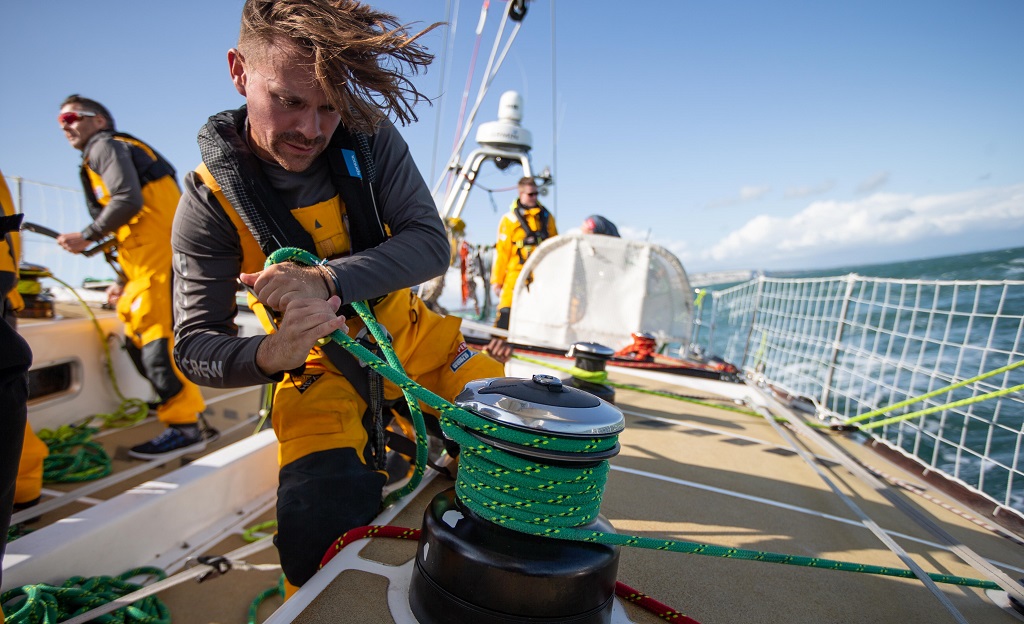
[0,567,169,624]
[37,424,112,483]
[268,248,1002,592]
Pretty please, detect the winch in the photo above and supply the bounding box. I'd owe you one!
[563,341,616,404]
[409,374,625,624]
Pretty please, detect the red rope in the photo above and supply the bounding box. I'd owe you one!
[318,525,698,622]
[319,525,421,569]
[459,240,471,304]
[615,582,702,623]
[614,333,658,361]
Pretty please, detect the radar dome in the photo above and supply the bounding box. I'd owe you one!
[476,90,532,151]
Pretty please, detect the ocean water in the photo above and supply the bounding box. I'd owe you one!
[695,246,1024,356]
[766,245,1024,282]
[694,246,1024,509]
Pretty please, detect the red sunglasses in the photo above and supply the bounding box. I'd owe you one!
[58,111,97,125]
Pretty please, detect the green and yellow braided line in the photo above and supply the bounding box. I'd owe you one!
[45,272,149,428]
[0,567,170,624]
[264,247,997,591]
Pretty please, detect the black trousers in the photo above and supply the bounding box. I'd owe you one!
[494,306,511,330]
[274,447,387,586]
[0,312,31,589]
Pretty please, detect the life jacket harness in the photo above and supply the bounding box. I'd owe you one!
[77,131,176,283]
[78,131,178,219]
[511,202,551,263]
[198,107,402,471]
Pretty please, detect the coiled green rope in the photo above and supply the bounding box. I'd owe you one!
[266,247,1000,591]
[0,567,170,624]
[37,423,112,483]
[247,574,285,624]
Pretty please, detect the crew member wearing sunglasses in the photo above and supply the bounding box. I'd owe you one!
[56,95,210,459]
[490,176,558,330]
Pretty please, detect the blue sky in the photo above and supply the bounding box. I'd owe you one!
[2,0,1022,280]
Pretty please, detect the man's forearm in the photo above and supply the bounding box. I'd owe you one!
[174,331,279,388]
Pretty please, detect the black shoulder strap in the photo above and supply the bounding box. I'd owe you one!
[112,132,177,187]
[78,165,104,217]
[198,107,317,256]
[324,126,387,253]
[199,109,392,414]
[513,204,552,246]
[512,202,540,238]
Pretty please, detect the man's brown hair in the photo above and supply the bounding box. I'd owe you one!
[238,0,441,135]
[517,177,536,189]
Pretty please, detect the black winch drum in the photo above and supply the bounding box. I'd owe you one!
[563,342,617,404]
[409,375,625,624]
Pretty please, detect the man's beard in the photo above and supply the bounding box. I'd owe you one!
[269,131,327,171]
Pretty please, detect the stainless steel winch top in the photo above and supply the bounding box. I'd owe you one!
[454,375,625,438]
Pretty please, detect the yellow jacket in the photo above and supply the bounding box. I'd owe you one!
[1,172,24,312]
[490,200,557,310]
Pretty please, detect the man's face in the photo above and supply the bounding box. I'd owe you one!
[229,38,341,172]
[59,105,106,151]
[519,184,539,207]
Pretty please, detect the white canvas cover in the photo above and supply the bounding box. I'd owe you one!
[507,234,694,352]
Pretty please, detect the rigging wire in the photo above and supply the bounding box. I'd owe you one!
[438,0,490,202]
[428,0,459,187]
[431,1,526,200]
[550,0,558,219]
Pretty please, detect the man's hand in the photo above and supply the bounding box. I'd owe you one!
[492,283,502,297]
[105,283,123,307]
[255,295,348,375]
[240,263,330,312]
[56,232,92,254]
[483,337,513,364]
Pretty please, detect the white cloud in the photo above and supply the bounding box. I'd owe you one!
[692,184,1024,270]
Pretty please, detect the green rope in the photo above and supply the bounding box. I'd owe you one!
[845,359,1024,426]
[242,520,278,543]
[44,272,149,428]
[37,423,112,483]
[265,248,430,507]
[0,567,170,624]
[252,383,275,435]
[264,247,999,592]
[511,353,763,419]
[858,383,1024,431]
[512,353,831,431]
[6,523,34,543]
[247,575,285,624]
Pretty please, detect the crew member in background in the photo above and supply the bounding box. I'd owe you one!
[170,0,505,594]
[56,95,209,459]
[490,176,558,329]
[1,169,42,593]
[581,214,620,237]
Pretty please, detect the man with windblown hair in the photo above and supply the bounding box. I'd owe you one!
[170,0,505,595]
